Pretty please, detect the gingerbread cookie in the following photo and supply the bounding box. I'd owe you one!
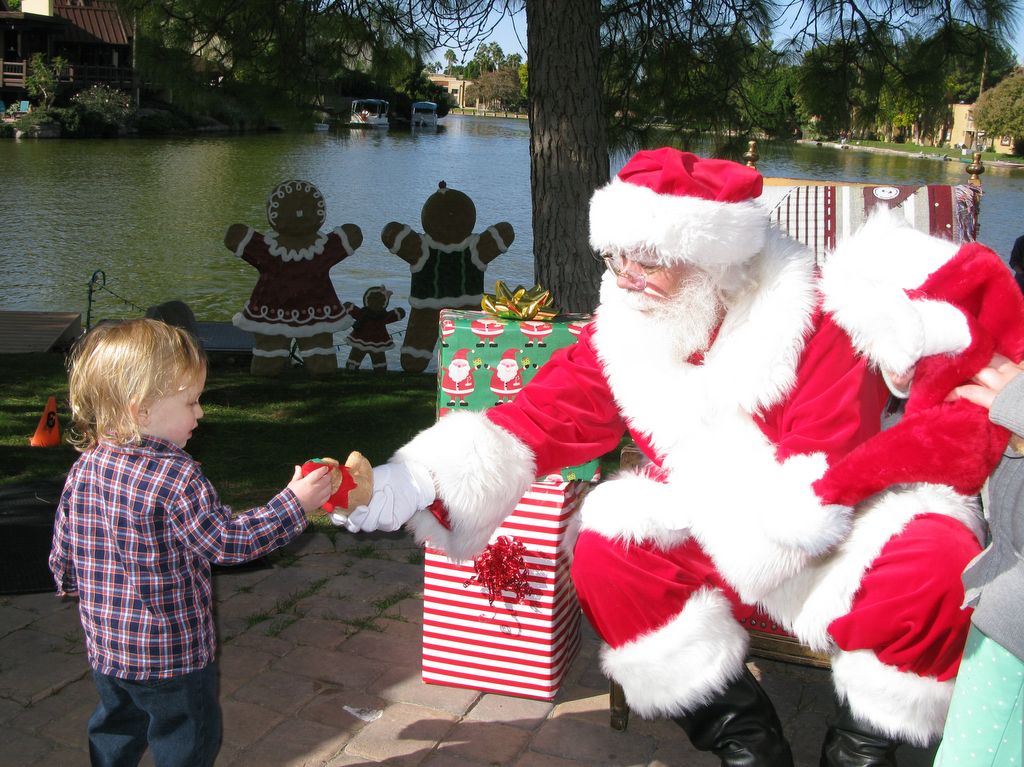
[301,451,373,516]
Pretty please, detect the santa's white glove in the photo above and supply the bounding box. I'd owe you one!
[331,461,436,533]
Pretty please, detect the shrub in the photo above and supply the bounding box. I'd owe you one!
[13,108,62,136]
[70,85,134,137]
[134,108,193,135]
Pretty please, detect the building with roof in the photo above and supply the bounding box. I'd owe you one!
[949,102,1017,156]
[1,0,132,105]
[426,73,474,109]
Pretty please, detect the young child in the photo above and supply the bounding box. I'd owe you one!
[49,318,332,767]
[934,352,1024,766]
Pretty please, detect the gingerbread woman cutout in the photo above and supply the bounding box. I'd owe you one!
[226,180,362,376]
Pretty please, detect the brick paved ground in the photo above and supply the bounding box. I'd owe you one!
[0,530,938,766]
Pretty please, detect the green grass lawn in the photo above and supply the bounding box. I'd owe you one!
[0,352,437,511]
[2,351,624,523]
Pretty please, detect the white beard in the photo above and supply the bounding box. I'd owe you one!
[623,272,722,361]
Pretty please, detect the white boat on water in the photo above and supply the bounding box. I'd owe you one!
[348,98,389,128]
[411,101,438,129]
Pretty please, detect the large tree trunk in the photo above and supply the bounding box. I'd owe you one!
[526,0,607,314]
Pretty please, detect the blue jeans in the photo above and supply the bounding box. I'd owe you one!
[88,662,221,767]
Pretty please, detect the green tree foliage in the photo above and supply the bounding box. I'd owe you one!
[600,0,772,147]
[792,40,856,138]
[975,71,1024,153]
[733,43,800,139]
[25,53,67,109]
[465,66,524,110]
[117,0,501,119]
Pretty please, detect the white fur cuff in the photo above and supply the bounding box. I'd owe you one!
[400,411,536,561]
[601,588,749,719]
[832,649,953,747]
[579,470,690,550]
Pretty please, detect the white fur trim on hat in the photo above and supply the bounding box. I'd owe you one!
[589,177,768,268]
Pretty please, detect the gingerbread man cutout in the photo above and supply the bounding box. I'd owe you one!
[381,181,513,373]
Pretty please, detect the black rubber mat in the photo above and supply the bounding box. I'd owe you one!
[0,479,64,595]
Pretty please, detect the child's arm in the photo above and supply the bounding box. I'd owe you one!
[168,465,331,565]
[48,479,77,596]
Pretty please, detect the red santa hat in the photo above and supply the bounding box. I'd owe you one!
[499,349,518,363]
[451,348,469,363]
[589,148,767,269]
[815,241,1024,506]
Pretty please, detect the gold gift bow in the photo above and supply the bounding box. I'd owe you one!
[481,280,558,320]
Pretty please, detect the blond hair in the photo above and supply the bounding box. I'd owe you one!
[67,319,207,451]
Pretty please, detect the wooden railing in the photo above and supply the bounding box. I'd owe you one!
[0,59,133,90]
[1,60,26,88]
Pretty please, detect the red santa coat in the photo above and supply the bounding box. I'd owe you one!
[399,226,989,744]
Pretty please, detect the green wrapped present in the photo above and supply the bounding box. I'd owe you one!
[436,307,600,482]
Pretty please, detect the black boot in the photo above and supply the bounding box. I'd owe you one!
[819,700,898,766]
[673,666,794,766]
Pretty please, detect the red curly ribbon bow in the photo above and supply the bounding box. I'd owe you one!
[465,536,536,606]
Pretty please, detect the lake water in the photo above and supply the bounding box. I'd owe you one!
[2,115,1023,336]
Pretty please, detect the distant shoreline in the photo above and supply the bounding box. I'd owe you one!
[796,138,1024,170]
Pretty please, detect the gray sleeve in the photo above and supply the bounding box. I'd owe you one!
[989,372,1024,436]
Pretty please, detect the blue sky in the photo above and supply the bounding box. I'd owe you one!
[468,7,1023,66]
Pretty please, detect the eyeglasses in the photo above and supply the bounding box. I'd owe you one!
[597,251,665,291]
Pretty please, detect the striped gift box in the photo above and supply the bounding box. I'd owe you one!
[422,477,588,700]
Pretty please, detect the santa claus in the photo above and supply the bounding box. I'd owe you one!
[519,320,553,347]
[334,148,1024,765]
[489,348,524,404]
[470,316,504,347]
[440,348,474,406]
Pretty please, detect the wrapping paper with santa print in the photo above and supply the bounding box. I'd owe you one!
[422,476,587,700]
[435,309,600,481]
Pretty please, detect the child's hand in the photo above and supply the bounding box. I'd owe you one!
[288,465,332,516]
[948,353,1024,410]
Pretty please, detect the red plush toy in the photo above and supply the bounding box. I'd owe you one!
[301,451,373,516]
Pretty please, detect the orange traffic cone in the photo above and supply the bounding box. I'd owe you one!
[30,396,61,447]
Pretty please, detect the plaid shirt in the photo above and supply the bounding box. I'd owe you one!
[49,436,306,680]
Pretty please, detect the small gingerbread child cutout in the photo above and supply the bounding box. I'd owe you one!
[226,180,363,376]
[381,181,514,373]
[342,285,406,372]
